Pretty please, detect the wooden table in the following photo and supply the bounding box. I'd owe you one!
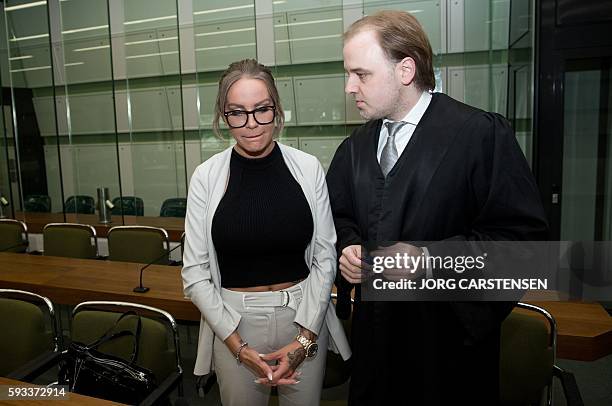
[526,301,612,361]
[13,212,185,242]
[0,253,610,360]
[0,253,199,322]
[0,377,124,405]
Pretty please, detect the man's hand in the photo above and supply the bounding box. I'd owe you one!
[340,244,366,284]
[257,341,304,386]
[371,242,425,282]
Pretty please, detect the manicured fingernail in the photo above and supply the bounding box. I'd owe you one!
[293,380,301,385]
[258,353,265,357]
[268,373,273,381]
[254,380,261,384]
[296,371,302,377]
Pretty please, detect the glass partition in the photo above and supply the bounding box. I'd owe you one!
[271,0,348,172]
[0,100,14,220]
[0,8,13,219]
[191,0,252,178]
[122,0,187,220]
[507,0,535,165]
[193,0,256,72]
[561,58,612,241]
[57,0,120,222]
[3,0,60,222]
[445,0,510,116]
[0,0,535,236]
[275,0,344,65]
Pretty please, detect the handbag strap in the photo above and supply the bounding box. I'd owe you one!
[85,310,143,364]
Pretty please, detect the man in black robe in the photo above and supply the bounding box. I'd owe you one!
[326,11,548,405]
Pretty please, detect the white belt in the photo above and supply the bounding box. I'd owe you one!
[240,282,304,311]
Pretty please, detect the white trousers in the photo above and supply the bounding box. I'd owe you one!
[213,280,329,406]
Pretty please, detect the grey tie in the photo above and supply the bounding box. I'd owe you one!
[380,121,406,176]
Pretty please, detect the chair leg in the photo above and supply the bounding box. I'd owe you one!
[553,365,584,406]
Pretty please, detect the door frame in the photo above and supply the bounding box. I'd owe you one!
[534,0,612,239]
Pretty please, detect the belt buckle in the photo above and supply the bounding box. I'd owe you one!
[281,291,290,307]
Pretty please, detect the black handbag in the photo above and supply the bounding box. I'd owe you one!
[59,311,158,405]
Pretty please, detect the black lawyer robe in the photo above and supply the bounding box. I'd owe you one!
[326,93,548,405]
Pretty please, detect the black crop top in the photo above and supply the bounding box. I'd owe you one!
[211,143,313,288]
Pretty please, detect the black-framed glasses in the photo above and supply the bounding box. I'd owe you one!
[223,105,276,128]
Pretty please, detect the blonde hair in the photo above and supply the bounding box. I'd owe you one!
[213,59,284,137]
[344,10,435,91]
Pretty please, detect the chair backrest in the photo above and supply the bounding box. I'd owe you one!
[24,195,51,213]
[64,195,95,214]
[0,219,28,253]
[159,198,187,218]
[500,302,556,406]
[111,196,144,216]
[70,301,180,384]
[107,225,169,264]
[43,223,98,259]
[0,289,60,376]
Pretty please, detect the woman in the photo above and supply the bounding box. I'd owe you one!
[182,59,351,406]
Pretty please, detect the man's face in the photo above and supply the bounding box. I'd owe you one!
[343,30,402,121]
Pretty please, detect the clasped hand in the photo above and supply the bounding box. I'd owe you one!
[340,242,425,283]
[244,341,304,386]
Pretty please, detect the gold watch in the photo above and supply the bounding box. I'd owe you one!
[295,334,319,358]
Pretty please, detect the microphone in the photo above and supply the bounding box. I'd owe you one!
[133,243,182,293]
[0,196,8,219]
[0,241,28,252]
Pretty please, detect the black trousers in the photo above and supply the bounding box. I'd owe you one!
[347,301,502,406]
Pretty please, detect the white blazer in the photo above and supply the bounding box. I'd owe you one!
[182,142,351,375]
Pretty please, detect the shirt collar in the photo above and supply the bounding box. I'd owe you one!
[383,91,432,127]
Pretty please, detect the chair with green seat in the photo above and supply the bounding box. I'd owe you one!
[43,223,98,259]
[0,219,28,252]
[500,302,583,406]
[68,301,182,403]
[111,196,144,216]
[0,289,61,381]
[159,198,187,218]
[107,225,169,264]
[24,194,52,213]
[64,195,95,214]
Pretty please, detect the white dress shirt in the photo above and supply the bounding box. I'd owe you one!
[375,91,434,277]
[376,91,433,163]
